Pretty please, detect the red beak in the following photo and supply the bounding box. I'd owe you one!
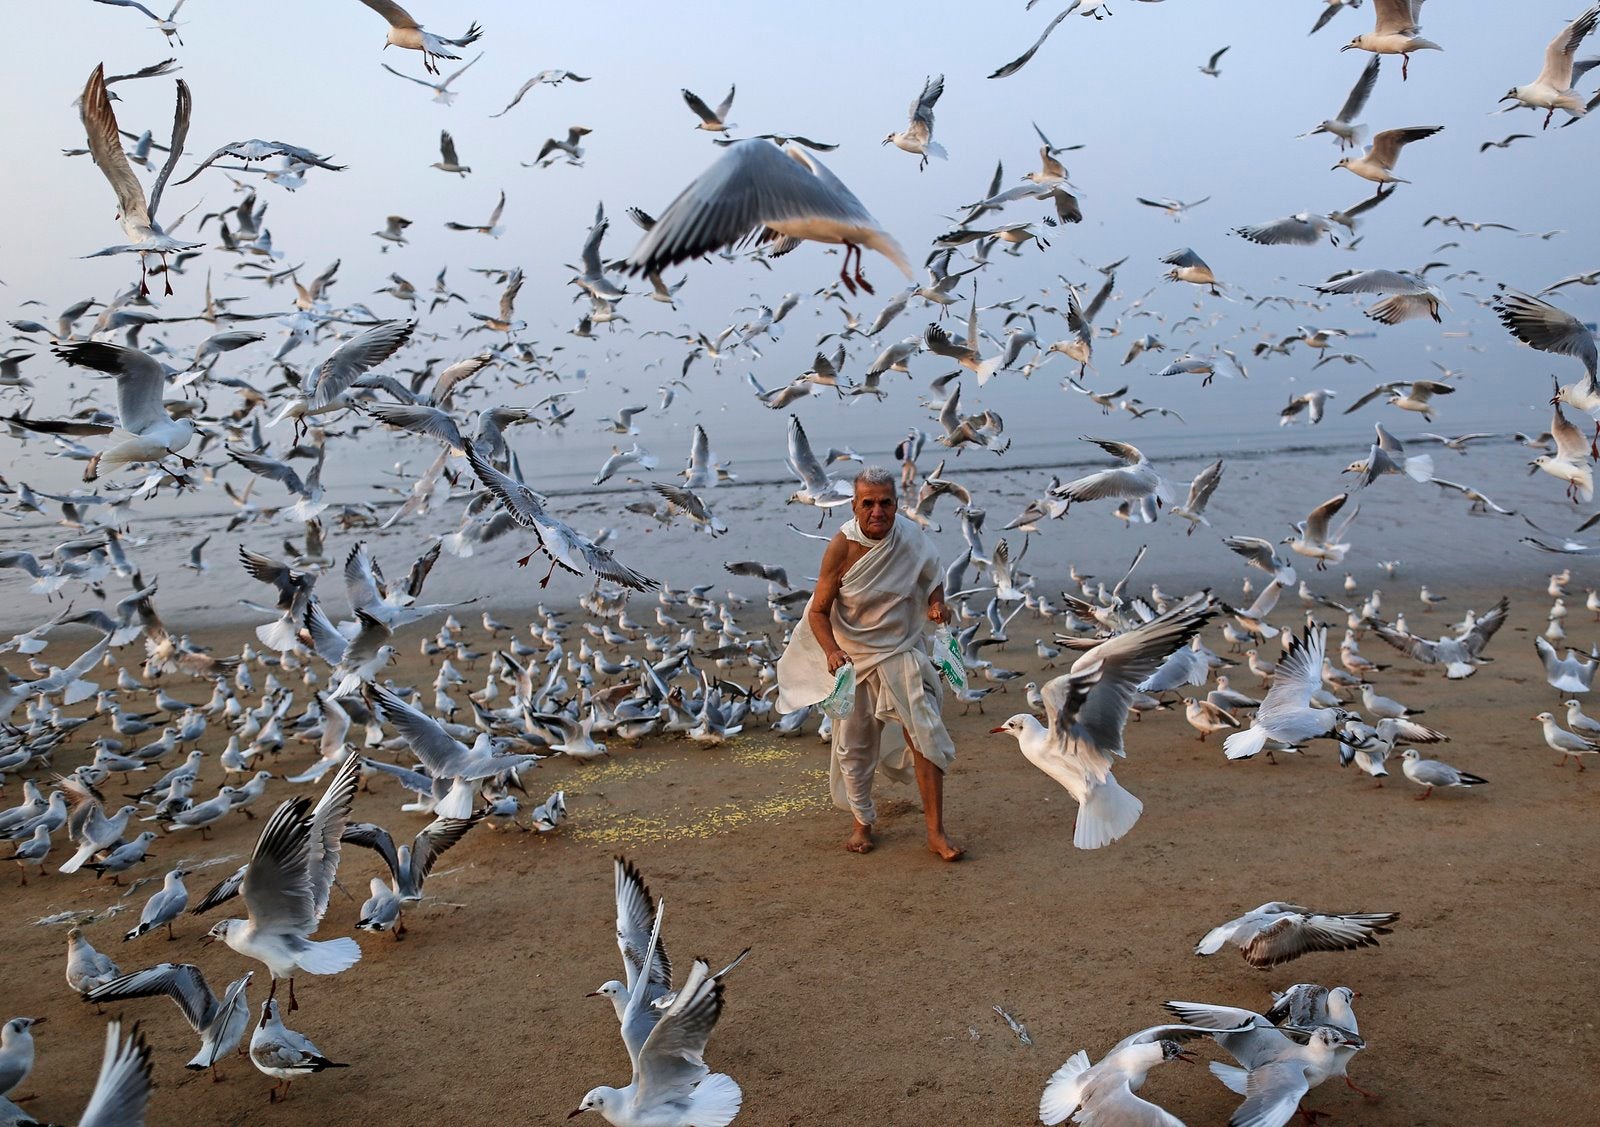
[989,726,1007,734]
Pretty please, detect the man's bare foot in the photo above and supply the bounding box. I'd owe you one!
[927,832,965,862]
[845,821,874,854]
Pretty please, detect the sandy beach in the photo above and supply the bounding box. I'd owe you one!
[4,585,1596,1125]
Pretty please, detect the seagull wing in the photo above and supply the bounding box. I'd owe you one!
[1241,910,1398,967]
[307,320,415,408]
[635,961,723,1103]
[1338,56,1382,122]
[85,962,219,1032]
[76,1022,154,1127]
[1538,6,1599,88]
[366,683,469,777]
[359,0,421,31]
[52,342,169,435]
[1494,290,1598,386]
[614,857,672,994]
[80,65,150,232]
[1257,628,1326,727]
[618,140,878,275]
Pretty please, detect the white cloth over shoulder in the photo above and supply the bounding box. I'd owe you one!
[777,515,954,821]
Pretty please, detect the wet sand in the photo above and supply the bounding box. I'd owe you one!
[3,588,1597,1125]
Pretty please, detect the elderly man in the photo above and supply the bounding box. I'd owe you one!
[777,466,963,860]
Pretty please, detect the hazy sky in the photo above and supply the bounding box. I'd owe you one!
[4,0,1599,491]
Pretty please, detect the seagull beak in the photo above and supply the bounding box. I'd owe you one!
[1339,43,1354,52]
[28,1017,46,1026]
[567,1110,587,1120]
[199,934,215,946]
[584,989,603,997]
[988,725,1007,735]
[1527,461,1541,474]
[1176,1048,1198,1062]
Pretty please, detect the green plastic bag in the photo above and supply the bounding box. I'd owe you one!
[931,626,967,691]
[820,662,856,718]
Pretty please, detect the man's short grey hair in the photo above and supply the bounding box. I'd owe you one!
[854,466,897,494]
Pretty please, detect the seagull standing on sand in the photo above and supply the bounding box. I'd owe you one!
[1400,748,1488,798]
[1534,710,1598,767]
[250,997,349,1103]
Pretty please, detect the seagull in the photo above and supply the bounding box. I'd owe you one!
[1529,404,1595,503]
[1233,212,1339,247]
[365,683,537,819]
[66,928,120,1000]
[53,341,196,483]
[1334,126,1443,186]
[1280,389,1336,426]
[268,319,415,435]
[343,813,479,925]
[201,757,363,1012]
[783,415,854,514]
[1285,493,1361,570]
[1500,5,1600,128]
[250,997,349,1103]
[1223,536,1298,586]
[444,189,505,235]
[1199,45,1230,77]
[91,0,188,44]
[464,440,658,591]
[617,140,912,297]
[1226,628,1356,759]
[1049,438,1168,512]
[1170,458,1224,534]
[1342,0,1441,79]
[1137,196,1211,220]
[884,74,947,168]
[1040,1024,1238,1126]
[85,963,253,1078]
[1493,289,1597,393]
[357,0,483,75]
[1400,748,1488,798]
[1371,597,1509,677]
[990,596,1214,849]
[490,68,589,116]
[1535,710,1599,767]
[570,951,742,1126]
[1535,636,1599,693]
[123,868,190,942]
[384,51,482,105]
[77,64,201,294]
[1194,902,1399,967]
[1303,55,1381,148]
[1160,247,1221,294]
[1314,268,1442,324]
[430,130,470,175]
[682,85,736,133]
[534,126,591,166]
[1342,379,1454,421]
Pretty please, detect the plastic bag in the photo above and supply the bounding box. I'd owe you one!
[930,626,967,691]
[820,661,856,718]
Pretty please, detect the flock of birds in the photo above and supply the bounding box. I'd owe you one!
[2,0,1599,1123]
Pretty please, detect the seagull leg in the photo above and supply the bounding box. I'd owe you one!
[288,976,298,1012]
[1414,785,1432,800]
[837,246,858,296]
[1344,1076,1377,1099]
[1401,53,1410,81]
[537,556,559,588]
[1543,107,1555,130]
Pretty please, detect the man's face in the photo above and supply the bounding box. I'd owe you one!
[853,482,897,539]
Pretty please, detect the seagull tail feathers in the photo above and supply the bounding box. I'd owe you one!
[1039,1050,1092,1125]
[1073,774,1142,850]
[686,1073,743,1127]
[1223,726,1270,761]
[297,936,362,976]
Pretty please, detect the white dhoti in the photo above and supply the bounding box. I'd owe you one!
[776,514,955,825]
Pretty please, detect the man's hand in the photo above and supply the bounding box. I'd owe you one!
[826,648,852,673]
[927,598,952,626]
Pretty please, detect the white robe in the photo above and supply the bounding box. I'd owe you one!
[777,515,954,821]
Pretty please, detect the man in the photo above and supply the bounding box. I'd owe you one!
[776,466,963,860]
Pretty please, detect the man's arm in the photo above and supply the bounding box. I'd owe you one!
[927,583,952,625]
[808,534,852,672]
